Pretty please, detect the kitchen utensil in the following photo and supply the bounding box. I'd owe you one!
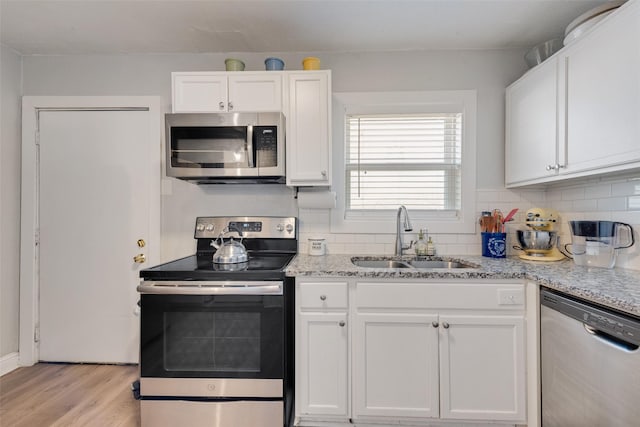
[479,211,495,233]
[492,209,503,233]
[265,57,284,70]
[212,227,248,263]
[503,208,518,224]
[524,38,563,68]
[567,220,635,268]
[224,58,245,71]
[302,56,320,70]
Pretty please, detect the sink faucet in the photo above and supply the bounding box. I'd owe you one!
[395,205,413,256]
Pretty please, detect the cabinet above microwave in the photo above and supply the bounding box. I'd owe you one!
[165,112,285,184]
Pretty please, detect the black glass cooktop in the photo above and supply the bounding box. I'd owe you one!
[139,252,296,281]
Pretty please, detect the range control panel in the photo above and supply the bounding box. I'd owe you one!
[194,216,297,240]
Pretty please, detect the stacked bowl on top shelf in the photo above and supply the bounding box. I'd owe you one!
[563,1,625,45]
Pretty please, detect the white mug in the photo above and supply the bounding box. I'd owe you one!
[308,238,326,256]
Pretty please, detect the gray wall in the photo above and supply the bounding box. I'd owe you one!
[21,50,528,261]
[1,45,22,358]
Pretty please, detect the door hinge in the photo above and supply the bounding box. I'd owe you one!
[35,130,40,146]
[35,228,40,246]
[34,326,40,343]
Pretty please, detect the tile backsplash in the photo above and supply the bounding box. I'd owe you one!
[298,174,640,270]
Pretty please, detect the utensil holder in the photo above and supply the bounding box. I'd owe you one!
[482,232,507,258]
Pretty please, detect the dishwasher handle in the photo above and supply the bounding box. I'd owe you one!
[583,324,639,352]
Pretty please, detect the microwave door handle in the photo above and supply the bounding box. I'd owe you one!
[246,125,254,168]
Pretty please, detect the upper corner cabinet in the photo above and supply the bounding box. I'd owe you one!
[285,71,332,186]
[559,0,640,175]
[505,0,640,187]
[171,72,282,113]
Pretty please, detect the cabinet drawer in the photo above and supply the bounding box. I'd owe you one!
[298,281,348,309]
[356,282,525,311]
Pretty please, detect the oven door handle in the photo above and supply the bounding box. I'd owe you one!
[137,281,283,295]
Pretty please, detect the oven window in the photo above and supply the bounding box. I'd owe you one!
[140,294,284,379]
[164,312,261,372]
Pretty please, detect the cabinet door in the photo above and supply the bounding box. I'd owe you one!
[297,312,348,417]
[228,74,282,112]
[505,57,559,186]
[563,1,640,174]
[439,315,526,422]
[286,71,331,186]
[172,73,227,113]
[353,313,439,419]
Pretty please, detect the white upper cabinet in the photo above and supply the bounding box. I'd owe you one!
[505,0,640,187]
[171,72,282,113]
[285,71,332,186]
[505,56,560,185]
[560,0,640,175]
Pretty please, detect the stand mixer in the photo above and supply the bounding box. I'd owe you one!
[516,208,565,261]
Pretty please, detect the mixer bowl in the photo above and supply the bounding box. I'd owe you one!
[517,230,559,253]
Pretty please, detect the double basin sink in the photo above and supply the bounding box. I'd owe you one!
[352,257,477,270]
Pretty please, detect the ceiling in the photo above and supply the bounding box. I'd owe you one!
[0,0,613,55]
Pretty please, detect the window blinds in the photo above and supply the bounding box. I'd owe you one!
[346,114,462,211]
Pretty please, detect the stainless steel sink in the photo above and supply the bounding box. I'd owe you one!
[407,260,472,269]
[351,257,476,270]
[352,259,412,268]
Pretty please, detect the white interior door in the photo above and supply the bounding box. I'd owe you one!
[37,108,159,363]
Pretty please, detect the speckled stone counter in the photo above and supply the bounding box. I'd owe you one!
[286,254,640,317]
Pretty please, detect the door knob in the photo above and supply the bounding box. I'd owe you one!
[133,254,146,263]
[137,239,146,248]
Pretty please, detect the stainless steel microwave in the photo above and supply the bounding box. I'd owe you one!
[165,112,285,183]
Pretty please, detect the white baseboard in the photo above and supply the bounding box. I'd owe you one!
[0,352,20,377]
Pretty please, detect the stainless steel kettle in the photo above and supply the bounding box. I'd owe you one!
[211,227,248,264]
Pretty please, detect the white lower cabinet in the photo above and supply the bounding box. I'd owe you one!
[295,279,527,426]
[353,313,440,419]
[296,281,349,423]
[439,315,526,421]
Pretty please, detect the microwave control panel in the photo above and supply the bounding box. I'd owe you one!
[255,126,278,167]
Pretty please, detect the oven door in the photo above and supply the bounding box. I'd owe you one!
[139,281,284,398]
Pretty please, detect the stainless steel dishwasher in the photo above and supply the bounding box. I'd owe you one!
[540,288,640,427]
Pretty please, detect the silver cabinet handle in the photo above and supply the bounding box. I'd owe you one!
[320,295,327,301]
[218,101,225,110]
[321,170,327,178]
[432,321,439,328]
[339,321,346,327]
[546,164,566,171]
[228,102,234,110]
[442,322,450,329]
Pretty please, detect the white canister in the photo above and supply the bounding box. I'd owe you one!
[308,238,326,256]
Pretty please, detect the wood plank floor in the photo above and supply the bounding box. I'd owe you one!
[0,363,139,427]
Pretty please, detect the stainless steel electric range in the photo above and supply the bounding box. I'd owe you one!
[137,216,297,427]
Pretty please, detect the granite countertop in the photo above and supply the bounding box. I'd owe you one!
[286,254,640,318]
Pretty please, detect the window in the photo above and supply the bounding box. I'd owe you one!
[331,91,477,234]
[346,113,462,211]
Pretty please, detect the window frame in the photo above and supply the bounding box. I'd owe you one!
[330,90,477,234]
